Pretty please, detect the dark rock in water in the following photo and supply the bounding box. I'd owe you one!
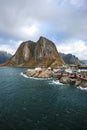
[59,77,87,88]
[81,80,87,87]
[59,77,71,84]
[75,78,87,87]
[70,79,76,85]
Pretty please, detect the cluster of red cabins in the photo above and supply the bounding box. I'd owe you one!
[35,66,87,80]
[55,70,86,79]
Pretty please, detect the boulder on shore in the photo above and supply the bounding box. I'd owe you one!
[75,79,81,86]
[59,77,71,84]
[23,69,53,78]
[81,80,87,87]
[75,78,87,87]
[70,78,76,85]
[24,70,36,77]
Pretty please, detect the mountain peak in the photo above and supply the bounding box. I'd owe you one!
[39,36,47,40]
[1,37,64,67]
[38,36,53,43]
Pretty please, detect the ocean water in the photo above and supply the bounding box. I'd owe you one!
[0,67,87,130]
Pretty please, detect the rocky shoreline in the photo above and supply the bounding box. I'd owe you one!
[23,68,87,88]
[23,68,53,78]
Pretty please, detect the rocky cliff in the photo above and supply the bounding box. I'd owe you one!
[1,37,64,67]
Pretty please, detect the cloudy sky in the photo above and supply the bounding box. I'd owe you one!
[0,0,87,60]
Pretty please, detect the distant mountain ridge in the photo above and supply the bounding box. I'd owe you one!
[60,53,84,65]
[1,37,64,67]
[0,51,12,64]
[81,60,87,65]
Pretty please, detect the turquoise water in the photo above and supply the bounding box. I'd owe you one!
[0,67,87,130]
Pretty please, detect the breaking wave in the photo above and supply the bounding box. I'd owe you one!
[49,80,64,85]
[20,72,52,80]
[20,72,29,78]
[77,86,87,91]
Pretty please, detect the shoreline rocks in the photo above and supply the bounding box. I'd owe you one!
[59,77,71,84]
[59,76,87,87]
[23,69,53,78]
[23,69,87,88]
[75,78,87,87]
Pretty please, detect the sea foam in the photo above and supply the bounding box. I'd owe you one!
[77,86,87,91]
[20,72,52,80]
[20,72,29,78]
[49,80,64,85]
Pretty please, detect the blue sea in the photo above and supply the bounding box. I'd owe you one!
[0,67,87,130]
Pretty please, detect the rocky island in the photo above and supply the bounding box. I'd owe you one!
[23,67,87,88]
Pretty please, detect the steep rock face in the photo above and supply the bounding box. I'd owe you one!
[34,37,58,60]
[11,41,36,65]
[1,37,64,67]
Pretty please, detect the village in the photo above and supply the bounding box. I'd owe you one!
[53,64,87,79]
[23,64,87,88]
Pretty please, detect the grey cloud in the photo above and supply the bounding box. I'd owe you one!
[0,0,87,41]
